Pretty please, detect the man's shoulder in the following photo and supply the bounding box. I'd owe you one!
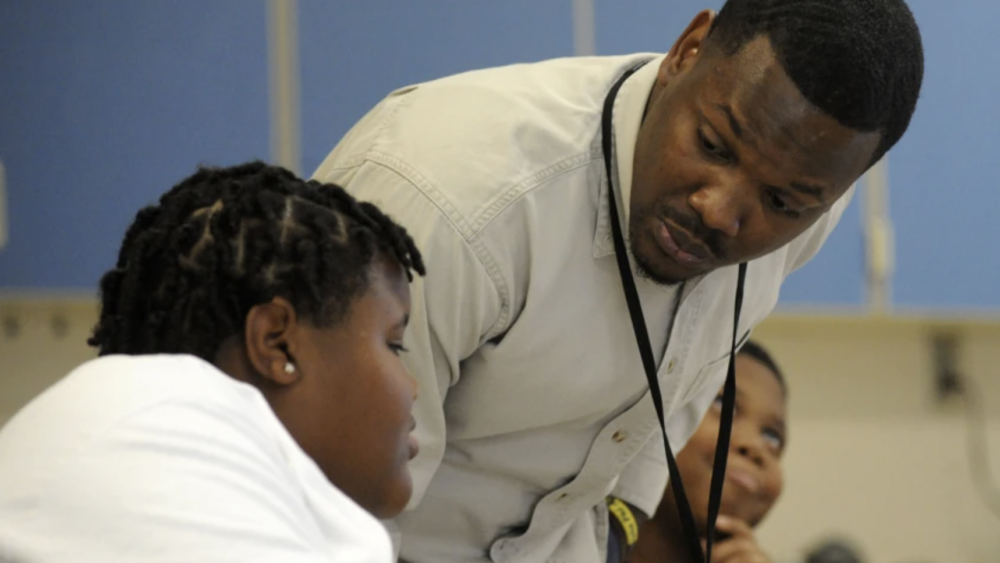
[316,54,659,233]
[377,54,657,156]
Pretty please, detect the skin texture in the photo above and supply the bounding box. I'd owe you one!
[629,10,881,285]
[215,257,419,519]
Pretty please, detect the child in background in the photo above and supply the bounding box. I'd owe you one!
[630,341,788,563]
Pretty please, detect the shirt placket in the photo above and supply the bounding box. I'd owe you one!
[489,287,706,562]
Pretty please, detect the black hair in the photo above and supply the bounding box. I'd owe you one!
[89,160,425,360]
[707,0,924,165]
[738,339,786,394]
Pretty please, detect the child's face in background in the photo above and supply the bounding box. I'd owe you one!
[673,353,787,531]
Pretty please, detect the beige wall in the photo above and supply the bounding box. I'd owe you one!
[752,315,1000,563]
[0,298,97,426]
[1,300,998,562]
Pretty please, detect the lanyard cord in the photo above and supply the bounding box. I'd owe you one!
[601,64,748,563]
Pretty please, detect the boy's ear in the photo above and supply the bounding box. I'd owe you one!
[244,297,301,386]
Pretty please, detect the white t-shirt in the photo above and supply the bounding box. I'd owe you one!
[0,354,393,563]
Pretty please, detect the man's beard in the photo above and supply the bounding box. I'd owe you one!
[627,198,730,286]
[628,206,687,286]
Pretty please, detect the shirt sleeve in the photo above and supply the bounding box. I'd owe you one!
[611,428,669,518]
[314,159,504,509]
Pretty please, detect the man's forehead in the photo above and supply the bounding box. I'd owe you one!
[706,35,778,85]
[702,38,803,119]
[697,38,880,187]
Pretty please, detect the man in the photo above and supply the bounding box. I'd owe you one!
[312,1,923,562]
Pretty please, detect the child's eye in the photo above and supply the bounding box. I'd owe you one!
[711,394,736,415]
[762,428,784,451]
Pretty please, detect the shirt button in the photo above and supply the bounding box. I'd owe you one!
[490,539,508,561]
[667,359,676,373]
[556,492,569,501]
[612,430,627,443]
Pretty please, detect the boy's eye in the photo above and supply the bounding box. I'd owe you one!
[762,428,784,451]
[711,394,735,414]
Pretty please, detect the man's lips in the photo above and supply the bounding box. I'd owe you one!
[655,219,713,265]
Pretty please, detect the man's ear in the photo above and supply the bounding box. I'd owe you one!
[244,297,301,386]
[659,9,716,84]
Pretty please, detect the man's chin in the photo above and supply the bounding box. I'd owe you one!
[634,252,699,286]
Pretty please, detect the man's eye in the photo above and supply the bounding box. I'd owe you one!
[768,192,801,219]
[698,130,730,161]
[699,131,721,154]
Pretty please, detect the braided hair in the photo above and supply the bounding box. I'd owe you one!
[708,0,924,166]
[89,161,425,360]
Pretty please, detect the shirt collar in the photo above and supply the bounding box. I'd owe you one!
[593,55,665,259]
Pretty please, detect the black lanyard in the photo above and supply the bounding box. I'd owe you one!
[601,64,748,563]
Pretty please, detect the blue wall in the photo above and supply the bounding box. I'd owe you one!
[299,0,574,175]
[0,1,995,311]
[0,1,269,289]
[887,0,1000,308]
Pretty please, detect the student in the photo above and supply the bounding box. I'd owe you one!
[630,341,788,563]
[0,161,425,562]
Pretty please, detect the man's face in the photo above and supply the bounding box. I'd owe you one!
[630,13,881,285]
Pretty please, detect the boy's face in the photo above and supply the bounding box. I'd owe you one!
[673,353,787,531]
[263,258,419,519]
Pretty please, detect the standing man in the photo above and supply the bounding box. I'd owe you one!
[312,1,923,562]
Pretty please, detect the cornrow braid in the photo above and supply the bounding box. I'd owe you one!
[89,160,425,360]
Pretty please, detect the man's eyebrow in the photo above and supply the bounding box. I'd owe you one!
[791,182,825,199]
[711,102,829,205]
[715,102,745,141]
